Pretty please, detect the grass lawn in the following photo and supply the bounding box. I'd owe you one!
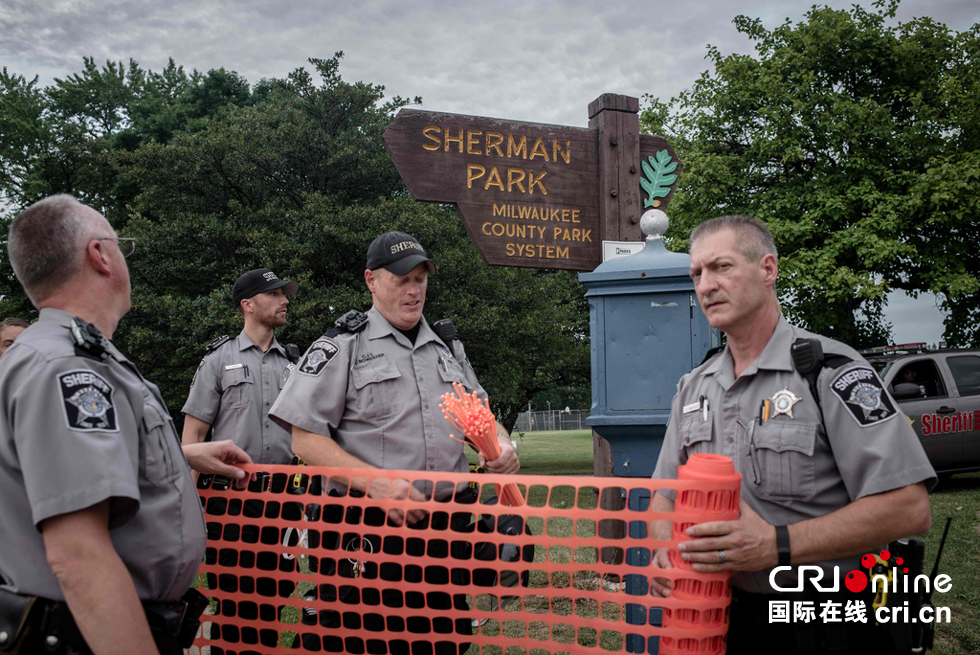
[467,429,595,476]
[918,473,980,655]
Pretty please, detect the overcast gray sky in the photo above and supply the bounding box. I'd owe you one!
[2,0,975,343]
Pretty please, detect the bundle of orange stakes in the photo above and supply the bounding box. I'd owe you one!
[440,382,526,507]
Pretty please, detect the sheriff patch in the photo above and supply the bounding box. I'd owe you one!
[299,338,339,376]
[190,358,206,388]
[59,369,118,432]
[830,366,897,427]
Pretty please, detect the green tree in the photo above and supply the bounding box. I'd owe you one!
[112,54,588,429]
[0,68,49,206]
[641,1,980,347]
[0,57,263,319]
[122,63,256,148]
[529,386,591,412]
[47,57,140,138]
[0,53,589,429]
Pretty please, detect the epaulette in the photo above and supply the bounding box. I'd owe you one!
[326,310,368,338]
[69,316,109,361]
[699,345,724,366]
[206,335,231,352]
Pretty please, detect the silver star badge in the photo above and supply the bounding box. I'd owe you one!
[771,388,801,419]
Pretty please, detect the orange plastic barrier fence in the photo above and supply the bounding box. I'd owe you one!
[191,454,740,655]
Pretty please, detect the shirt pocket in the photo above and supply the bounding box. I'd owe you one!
[438,356,473,391]
[752,421,818,501]
[220,367,253,409]
[679,412,713,457]
[351,361,404,421]
[141,403,179,485]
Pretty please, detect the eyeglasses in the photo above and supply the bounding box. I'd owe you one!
[98,237,136,258]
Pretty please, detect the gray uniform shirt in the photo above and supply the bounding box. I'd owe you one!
[0,308,206,601]
[652,315,936,594]
[269,307,486,493]
[182,330,294,464]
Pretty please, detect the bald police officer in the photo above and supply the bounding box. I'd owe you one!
[181,268,299,465]
[650,216,935,653]
[0,195,252,655]
[269,231,519,653]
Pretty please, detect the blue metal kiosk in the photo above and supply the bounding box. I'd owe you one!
[579,210,720,653]
[579,209,720,478]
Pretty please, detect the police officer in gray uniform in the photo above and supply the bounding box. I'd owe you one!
[269,231,519,654]
[0,195,253,655]
[181,268,299,465]
[270,231,518,496]
[649,216,936,653]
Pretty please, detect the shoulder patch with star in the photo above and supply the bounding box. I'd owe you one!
[298,338,340,376]
[59,369,118,432]
[829,366,897,427]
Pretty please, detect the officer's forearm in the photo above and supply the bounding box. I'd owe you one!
[495,421,511,449]
[481,421,519,474]
[651,491,675,544]
[291,424,376,491]
[494,422,518,462]
[42,500,159,654]
[181,413,210,446]
[786,482,931,565]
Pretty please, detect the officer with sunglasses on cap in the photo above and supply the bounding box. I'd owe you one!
[269,231,520,654]
[181,268,300,465]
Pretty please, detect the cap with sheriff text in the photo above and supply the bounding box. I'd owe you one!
[232,269,299,307]
[366,231,436,276]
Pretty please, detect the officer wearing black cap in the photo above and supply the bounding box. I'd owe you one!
[269,231,519,653]
[271,231,517,489]
[181,268,300,464]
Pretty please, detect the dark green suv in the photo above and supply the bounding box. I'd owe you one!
[864,345,980,478]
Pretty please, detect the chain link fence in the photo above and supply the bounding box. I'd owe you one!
[513,409,589,433]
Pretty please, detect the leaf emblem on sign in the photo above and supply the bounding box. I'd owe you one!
[640,150,678,208]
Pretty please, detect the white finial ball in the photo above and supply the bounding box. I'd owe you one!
[640,209,669,239]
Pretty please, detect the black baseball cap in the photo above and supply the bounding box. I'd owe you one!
[232,269,299,307]
[366,231,436,276]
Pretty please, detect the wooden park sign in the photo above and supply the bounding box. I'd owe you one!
[383,94,681,272]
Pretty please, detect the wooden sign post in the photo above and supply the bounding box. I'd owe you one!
[384,94,680,273]
[383,94,681,479]
[384,110,600,270]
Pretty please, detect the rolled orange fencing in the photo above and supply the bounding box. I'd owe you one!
[192,454,739,655]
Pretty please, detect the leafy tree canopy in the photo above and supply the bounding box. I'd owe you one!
[641,0,980,347]
[0,54,588,430]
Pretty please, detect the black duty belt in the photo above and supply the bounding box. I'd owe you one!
[0,587,208,655]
